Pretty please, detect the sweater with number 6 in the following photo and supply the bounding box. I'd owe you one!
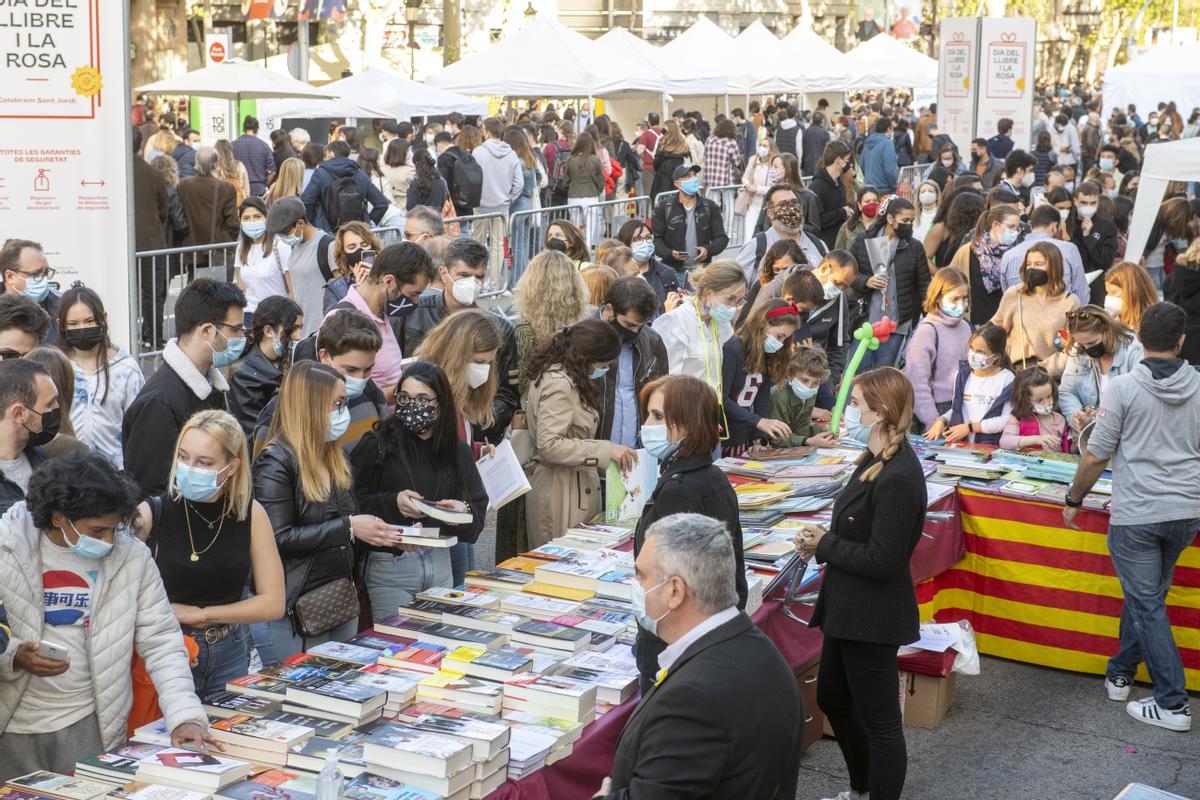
[721,337,775,448]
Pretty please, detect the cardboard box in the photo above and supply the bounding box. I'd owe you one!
[900,670,956,728]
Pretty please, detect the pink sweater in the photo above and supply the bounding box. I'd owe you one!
[999,412,1068,451]
[904,314,972,427]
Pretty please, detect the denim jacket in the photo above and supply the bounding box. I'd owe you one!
[1058,338,1144,421]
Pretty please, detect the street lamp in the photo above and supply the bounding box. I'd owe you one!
[1062,0,1101,86]
[405,0,422,79]
[523,1,536,22]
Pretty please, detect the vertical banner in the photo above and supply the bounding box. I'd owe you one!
[199,29,233,144]
[937,18,979,155]
[976,17,1037,149]
[0,0,133,346]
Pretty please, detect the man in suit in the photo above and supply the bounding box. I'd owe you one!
[593,513,802,800]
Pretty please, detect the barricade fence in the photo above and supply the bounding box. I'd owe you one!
[895,165,924,203]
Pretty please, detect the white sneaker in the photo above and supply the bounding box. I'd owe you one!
[1105,675,1132,701]
[1126,697,1192,732]
[822,793,869,800]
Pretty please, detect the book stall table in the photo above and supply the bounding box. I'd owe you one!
[915,488,1200,691]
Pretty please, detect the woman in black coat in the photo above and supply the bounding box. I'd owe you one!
[228,296,303,441]
[811,140,856,249]
[795,366,926,800]
[632,374,747,693]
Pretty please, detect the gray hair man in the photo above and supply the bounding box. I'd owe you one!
[192,146,218,178]
[593,512,803,799]
[404,206,446,245]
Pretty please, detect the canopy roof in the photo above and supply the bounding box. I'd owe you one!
[734,21,796,93]
[594,27,726,97]
[837,33,937,91]
[264,67,486,120]
[136,59,336,101]
[661,16,751,94]
[1125,138,1200,265]
[767,24,849,92]
[1101,45,1200,123]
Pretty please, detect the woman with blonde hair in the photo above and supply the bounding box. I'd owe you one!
[581,265,618,307]
[1103,261,1156,331]
[913,179,941,242]
[214,139,250,204]
[652,260,747,393]
[252,361,397,663]
[514,249,591,397]
[133,409,285,693]
[144,129,178,163]
[795,366,925,800]
[740,137,780,241]
[1058,305,1143,438]
[904,267,971,429]
[265,157,304,206]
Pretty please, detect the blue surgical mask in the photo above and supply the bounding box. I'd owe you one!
[941,300,965,318]
[763,336,784,354]
[242,220,267,240]
[1098,158,1114,171]
[174,462,228,502]
[679,176,701,196]
[640,424,680,461]
[327,406,351,442]
[790,378,818,400]
[708,302,736,324]
[271,335,284,359]
[1172,238,1191,250]
[1000,227,1019,247]
[843,405,872,444]
[277,231,302,247]
[631,240,655,262]
[62,519,113,560]
[22,275,50,303]
[210,331,245,369]
[344,375,368,400]
[821,281,841,301]
[630,577,670,636]
[589,366,609,380]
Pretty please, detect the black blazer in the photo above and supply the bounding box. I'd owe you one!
[810,440,927,645]
[601,613,802,800]
[632,454,747,691]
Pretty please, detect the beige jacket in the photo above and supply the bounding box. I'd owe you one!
[525,368,612,547]
[991,285,1079,367]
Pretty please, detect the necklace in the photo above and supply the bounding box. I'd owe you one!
[187,500,222,528]
[183,500,225,562]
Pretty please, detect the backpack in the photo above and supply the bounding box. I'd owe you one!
[314,234,336,282]
[325,173,365,228]
[448,150,484,211]
[547,142,570,207]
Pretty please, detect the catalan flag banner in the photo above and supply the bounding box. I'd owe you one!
[917,489,1200,691]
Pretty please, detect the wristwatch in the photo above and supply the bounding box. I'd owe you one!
[1064,493,1083,509]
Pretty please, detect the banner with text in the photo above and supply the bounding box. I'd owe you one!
[937,17,979,156]
[0,0,133,345]
[976,17,1037,149]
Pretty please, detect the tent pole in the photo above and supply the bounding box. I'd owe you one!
[724,93,730,116]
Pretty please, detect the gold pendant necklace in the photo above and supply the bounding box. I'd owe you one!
[183,500,225,562]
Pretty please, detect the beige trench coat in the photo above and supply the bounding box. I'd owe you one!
[525,368,613,547]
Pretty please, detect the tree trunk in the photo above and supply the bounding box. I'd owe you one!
[443,0,461,65]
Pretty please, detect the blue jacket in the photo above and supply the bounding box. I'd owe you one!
[860,132,898,194]
[300,157,390,232]
[1058,338,1144,421]
[948,361,1013,446]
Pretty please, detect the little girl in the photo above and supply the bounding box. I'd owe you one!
[905,267,972,431]
[999,366,1069,452]
[924,323,1015,444]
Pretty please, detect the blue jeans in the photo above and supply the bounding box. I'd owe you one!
[187,624,250,696]
[860,331,909,370]
[1106,518,1199,710]
[250,613,359,668]
[449,541,475,588]
[364,548,454,623]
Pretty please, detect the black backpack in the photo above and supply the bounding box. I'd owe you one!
[449,150,484,211]
[547,142,570,207]
[325,174,365,227]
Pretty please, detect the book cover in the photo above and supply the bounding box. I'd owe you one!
[258,710,352,740]
[377,642,447,672]
[359,723,470,762]
[109,784,208,800]
[521,581,596,602]
[210,713,313,746]
[512,620,589,643]
[345,632,414,651]
[341,775,438,800]
[414,587,497,608]
[137,750,244,773]
[286,676,386,705]
[604,449,656,521]
[226,674,290,698]
[0,788,62,800]
[6,774,113,800]
[286,734,366,765]
[399,599,463,622]
[464,568,533,588]
[446,645,532,673]
[304,641,381,665]
[417,622,504,647]
[418,671,504,698]
[200,688,282,717]
[495,557,544,574]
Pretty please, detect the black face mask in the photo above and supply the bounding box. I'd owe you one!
[344,249,363,267]
[895,222,914,241]
[1083,342,1107,359]
[610,319,638,344]
[546,238,568,253]
[63,326,105,352]
[1025,268,1049,289]
[24,407,61,448]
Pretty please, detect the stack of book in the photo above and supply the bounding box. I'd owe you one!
[207,714,315,766]
[358,721,476,798]
[502,673,598,725]
[282,676,389,729]
[4,772,120,800]
[133,750,252,794]
[214,768,317,800]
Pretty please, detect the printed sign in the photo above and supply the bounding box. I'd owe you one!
[976,17,1037,148]
[199,29,233,147]
[937,18,979,155]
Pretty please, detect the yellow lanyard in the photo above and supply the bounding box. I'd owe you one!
[696,298,722,398]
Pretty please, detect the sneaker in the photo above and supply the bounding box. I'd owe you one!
[1105,675,1132,701]
[822,793,869,800]
[1126,697,1192,732]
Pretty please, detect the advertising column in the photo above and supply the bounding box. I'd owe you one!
[976,18,1037,149]
[937,18,979,155]
[198,28,233,144]
[0,0,134,346]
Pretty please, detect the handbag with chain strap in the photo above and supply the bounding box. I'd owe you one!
[290,575,359,637]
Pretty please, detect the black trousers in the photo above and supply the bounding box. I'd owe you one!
[818,635,907,800]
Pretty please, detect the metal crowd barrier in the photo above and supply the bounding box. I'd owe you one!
[896,165,924,202]
[508,203,585,285]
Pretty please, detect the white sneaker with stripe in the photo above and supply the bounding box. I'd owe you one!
[1126,697,1192,732]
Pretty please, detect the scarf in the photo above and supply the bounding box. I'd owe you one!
[974,232,1006,294]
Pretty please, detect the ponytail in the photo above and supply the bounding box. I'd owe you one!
[854,366,915,482]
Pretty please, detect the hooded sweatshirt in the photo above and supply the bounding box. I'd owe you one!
[472,139,524,211]
[861,131,898,193]
[903,313,972,427]
[1087,358,1200,526]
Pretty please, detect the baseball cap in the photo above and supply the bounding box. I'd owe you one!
[673,164,701,181]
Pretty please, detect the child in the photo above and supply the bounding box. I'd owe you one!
[904,267,972,430]
[1000,366,1069,451]
[924,323,1015,444]
[720,299,800,454]
[768,346,839,447]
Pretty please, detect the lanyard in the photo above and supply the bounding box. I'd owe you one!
[695,299,730,441]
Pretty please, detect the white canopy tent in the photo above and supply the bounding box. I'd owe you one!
[770,24,849,93]
[1101,46,1200,123]
[836,33,937,91]
[427,19,666,97]
[733,21,796,94]
[1125,138,1200,266]
[660,16,749,95]
[262,68,487,120]
[594,27,726,97]
[136,59,337,101]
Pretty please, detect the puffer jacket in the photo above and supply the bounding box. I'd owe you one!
[849,225,931,327]
[228,347,283,442]
[0,503,205,749]
[252,442,358,609]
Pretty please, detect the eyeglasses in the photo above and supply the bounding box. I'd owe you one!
[11,267,55,281]
[397,394,437,408]
[0,349,23,360]
[218,322,249,337]
[330,397,349,413]
[631,234,653,243]
[1066,308,1102,322]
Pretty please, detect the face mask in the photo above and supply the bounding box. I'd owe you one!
[270,334,285,359]
[1064,180,1075,193]
[940,300,965,318]
[22,275,49,303]
[589,366,609,380]
[174,462,228,502]
[1055,125,1065,133]
[842,405,872,444]
[466,362,491,389]
[425,133,435,144]
[1106,188,1118,199]
[941,157,954,168]
[344,249,363,267]
[327,405,351,442]
[1102,295,1122,317]
[449,276,482,306]
[1076,204,1097,219]
[23,406,61,448]
[1148,123,1158,133]
[895,222,914,241]
[918,190,937,206]
[789,378,818,400]
[763,336,783,354]
[860,201,880,218]
[1022,172,1036,187]
[209,331,245,369]
[1058,208,1071,222]
[757,145,770,158]
[1033,403,1054,416]
[821,280,841,301]
[1083,341,1107,359]
[397,401,438,435]
[1099,158,1115,171]
[631,240,655,262]
[968,351,994,371]
[630,577,670,636]
[1172,238,1190,250]
[678,176,701,196]
[609,319,637,345]
[64,326,104,351]
[61,519,113,560]
[708,302,736,324]
[546,238,568,253]
[277,231,302,247]
[1024,267,1049,288]
[344,374,368,399]
[640,424,680,461]
[191,141,201,151]
[241,220,267,239]
[772,204,804,233]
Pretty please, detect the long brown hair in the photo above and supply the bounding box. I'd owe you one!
[657,120,688,155]
[414,309,502,429]
[1010,365,1058,423]
[334,221,382,277]
[758,238,806,286]
[264,361,351,502]
[1020,241,1066,296]
[639,374,720,459]
[1104,261,1157,330]
[527,319,620,413]
[854,366,914,482]
[736,299,799,384]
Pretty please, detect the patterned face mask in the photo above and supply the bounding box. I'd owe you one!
[397,401,438,434]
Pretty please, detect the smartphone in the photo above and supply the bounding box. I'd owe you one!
[359,249,376,268]
[37,640,68,662]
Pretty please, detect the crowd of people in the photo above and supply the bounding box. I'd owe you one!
[0,84,1196,794]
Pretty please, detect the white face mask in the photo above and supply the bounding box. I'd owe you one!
[968,351,994,371]
[466,362,491,389]
[450,275,483,306]
[1057,208,1071,222]
[1076,204,1097,219]
[1103,295,1122,316]
[1033,403,1055,416]
[1022,171,1036,187]
[918,190,937,206]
